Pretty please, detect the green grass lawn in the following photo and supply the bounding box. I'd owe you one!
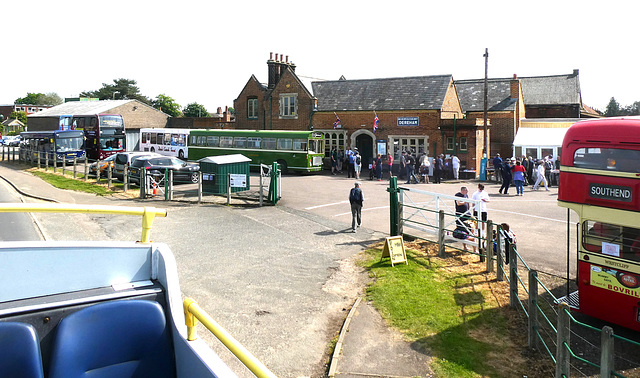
[30,169,124,196]
[359,244,532,378]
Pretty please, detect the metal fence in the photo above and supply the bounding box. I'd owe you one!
[4,145,281,206]
[387,177,640,378]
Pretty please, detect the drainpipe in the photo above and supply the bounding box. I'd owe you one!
[453,114,457,155]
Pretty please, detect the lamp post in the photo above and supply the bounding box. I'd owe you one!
[112,91,119,100]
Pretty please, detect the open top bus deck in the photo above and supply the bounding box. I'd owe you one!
[0,204,274,378]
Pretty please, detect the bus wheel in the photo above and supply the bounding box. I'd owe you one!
[277,160,288,174]
[178,150,185,159]
[190,172,200,184]
[150,147,155,152]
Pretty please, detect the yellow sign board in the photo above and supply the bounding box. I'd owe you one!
[380,236,407,266]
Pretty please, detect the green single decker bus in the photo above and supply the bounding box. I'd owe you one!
[188,130,325,173]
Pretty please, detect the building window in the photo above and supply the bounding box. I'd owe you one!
[323,131,346,157]
[279,94,297,118]
[446,137,454,151]
[247,98,258,119]
[459,137,468,151]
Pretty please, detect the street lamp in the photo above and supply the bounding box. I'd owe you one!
[112,91,119,100]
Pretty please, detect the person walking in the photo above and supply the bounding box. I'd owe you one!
[330,148,339,175]
[387,152,394,177]
[471,183,490,246]
[512,160,526,196]
[544,156,554,187]
[452,155,460,180]
[419,158,430,183]
[345,147,355,178]
[499,158,513,195]
[354,151,362,179]
[433,154,443,184]
[493,153,503,183]
[532,161,549,191]
[405,152,419,184]
[375,153,383,181]
[521,155,529,186]
[526,156,535,185]
[399,151,407,180]
[349,182,364,233]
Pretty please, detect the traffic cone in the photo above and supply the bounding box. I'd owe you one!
[152,183,158,196]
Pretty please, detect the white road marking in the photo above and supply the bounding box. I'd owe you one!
[305,200,349,210]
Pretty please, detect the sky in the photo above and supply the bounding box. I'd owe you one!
[3,0,639,113]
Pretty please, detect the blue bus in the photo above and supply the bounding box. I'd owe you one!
[20,130,86,163]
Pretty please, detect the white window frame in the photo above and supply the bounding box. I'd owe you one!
[279,94,298,118]
[247,98,258,119]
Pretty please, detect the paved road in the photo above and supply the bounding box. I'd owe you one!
[280,172,578,278]
[0,177,43,241]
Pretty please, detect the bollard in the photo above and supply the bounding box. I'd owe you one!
[198,171,203,204]
[107,164,113,188]
[600,326,615,377]
[83,158,88,181]
[62,155,66,176]
[124,165,129,192]
[555,303,571,378]
[73,157,77,179]
[438,210,445,257]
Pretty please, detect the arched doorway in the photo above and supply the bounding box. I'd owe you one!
[353,131,375,173]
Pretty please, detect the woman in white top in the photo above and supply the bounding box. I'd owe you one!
[471,183,490,246]
[532,161,549,191]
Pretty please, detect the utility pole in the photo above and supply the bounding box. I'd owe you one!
[483,48,489,157]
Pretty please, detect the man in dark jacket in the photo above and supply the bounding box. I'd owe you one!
[349,182,364,233]
[492,153,503,183]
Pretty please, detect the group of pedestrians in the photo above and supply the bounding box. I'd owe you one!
[492,153,558,195]
[331,147,363,179]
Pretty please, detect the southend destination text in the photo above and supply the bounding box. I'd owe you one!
[589,183,632,202]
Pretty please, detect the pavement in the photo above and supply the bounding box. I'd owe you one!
[0,161,433,378]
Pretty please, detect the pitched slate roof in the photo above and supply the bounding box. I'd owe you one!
[519,72,581,106]
[28,100,135,117]
[455,78,516,113]
[312,75,452,112]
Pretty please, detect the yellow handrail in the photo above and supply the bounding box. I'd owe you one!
[0,203,167,243]
[183,298,277,378]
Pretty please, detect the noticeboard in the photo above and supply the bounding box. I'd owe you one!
[380,236,407,266]
[229,173,247,188]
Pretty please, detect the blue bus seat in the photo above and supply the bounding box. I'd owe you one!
[48,300,176,378]
[0,322,45,378]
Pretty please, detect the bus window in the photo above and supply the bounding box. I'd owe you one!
[262,138,276,150]
[220,137,233,148]
[247,137,261,149]
[234,137,247,148]
[573,147,640,173]
[583,220,640,260]
[278,138,293,150]
[151,133,158,145]
[163,133,171,145]
[206,136,219,147]
[293,139,307,151]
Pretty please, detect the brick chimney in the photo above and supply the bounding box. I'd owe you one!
[510,74,520,100]
[267,52,281,89]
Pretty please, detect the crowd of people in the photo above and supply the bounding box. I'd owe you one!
[491,153,560,195]
[331,147,464,184]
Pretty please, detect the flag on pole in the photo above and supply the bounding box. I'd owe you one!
[333,112,341,129]
[373,112,379,133]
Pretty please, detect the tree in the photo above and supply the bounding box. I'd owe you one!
[10,111,28,124]
[14,92,63,106]
[183,102,210,118]
[605,97,621,117]
[80,78,151,104]
[152,94,182,117]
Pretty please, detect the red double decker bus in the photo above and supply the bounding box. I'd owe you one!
[71,114,125,160]
[558,116,640,331]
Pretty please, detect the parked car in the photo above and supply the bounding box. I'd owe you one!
[129,156,200,184]
[113,151,161,181]
[89,154,117,176]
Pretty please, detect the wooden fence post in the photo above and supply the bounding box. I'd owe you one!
[555,302,571,378]
[438,210,445,257]
[600,326,615,378]
[528,270,538,349]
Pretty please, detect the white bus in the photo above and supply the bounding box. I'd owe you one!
[139,128,191,159]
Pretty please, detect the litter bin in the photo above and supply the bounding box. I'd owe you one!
[198,154,251,195]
